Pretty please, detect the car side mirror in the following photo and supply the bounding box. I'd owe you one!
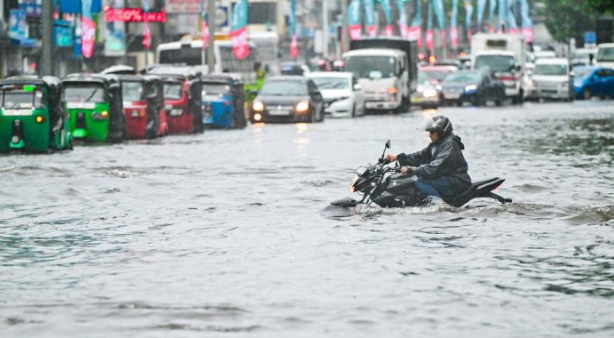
[515,64,522,72]
[353,83,362,91]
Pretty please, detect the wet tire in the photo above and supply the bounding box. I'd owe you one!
[583,88,592,100]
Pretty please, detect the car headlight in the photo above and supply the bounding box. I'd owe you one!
[435,84,442,91]
[295,100,310,113]
[253,100,264,112]
[423,89,438,98]
[465,85,478,92]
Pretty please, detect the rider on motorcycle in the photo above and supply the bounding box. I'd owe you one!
[385,115,471,199]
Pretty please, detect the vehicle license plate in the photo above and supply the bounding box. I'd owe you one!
[444,93,460,99]
[269,109,290,116]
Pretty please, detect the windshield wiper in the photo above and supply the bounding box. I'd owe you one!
[84,88,100,102]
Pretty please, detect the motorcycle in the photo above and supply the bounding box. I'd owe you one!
[332,140,512,208]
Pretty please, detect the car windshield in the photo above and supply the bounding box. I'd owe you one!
[260,80,308,96]
[574,68,594,78]
[443,72,480,84]
[202,83,231,96]
[421,70,450,81]
[597,47,614,62]
[122,81,145,102]
[344,56,397,79]
[418,72,430,84]
[64,84,105,103]
[475,55,515,73]
[163,82,182,100]
[311,77,349,89]
[534,64,568,76]
[1,88,43,109]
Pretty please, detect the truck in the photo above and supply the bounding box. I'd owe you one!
[471,33,526,104]
[343,38,418,113]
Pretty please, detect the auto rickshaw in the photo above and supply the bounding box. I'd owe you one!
[147,66,204,134]
[143,75,169,137]
[201,73,247,129]
[118,74,165,139]
[0,76,72,153]
[62,74,126,142]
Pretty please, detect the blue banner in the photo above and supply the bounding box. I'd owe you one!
[465,0,474,32]
[432,0,445,30]
[519,0,532,27]
[380,0,392,25]
[489,0,496,31]
[9,9,27,41]
[498,0,506,32]
[289,0,297,37]
[395,0,408,37]
[59,0,102,14]
[477,0,486,31]
[507,0,519,32]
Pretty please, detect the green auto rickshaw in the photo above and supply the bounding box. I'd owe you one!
[62,74,126,143]
[0,76,72,153]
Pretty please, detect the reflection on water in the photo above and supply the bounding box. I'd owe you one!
[1,102,614,337]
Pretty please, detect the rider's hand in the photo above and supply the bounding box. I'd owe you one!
[386,154,397,162]
[400,166,417,175]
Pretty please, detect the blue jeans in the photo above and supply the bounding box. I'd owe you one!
[415,177,456,198]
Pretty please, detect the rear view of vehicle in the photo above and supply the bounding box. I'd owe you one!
[532,58,573,101]
[474,51,523,103]
[149,66,204,135]
[412,72,440,108]
[441,70,505,106]
[63,74,126,143]
[119,76,150,139]
[201,74,246,129]
[308,72,365,118]
[252,76,324,123]
[0,76,72,153]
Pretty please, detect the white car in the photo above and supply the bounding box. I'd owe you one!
[308,72,365,118]
[532,58,573,101]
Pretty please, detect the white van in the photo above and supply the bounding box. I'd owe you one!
[596,43,614,68]
[532,58,573,101]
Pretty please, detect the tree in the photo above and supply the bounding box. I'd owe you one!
[538,0,601,45]
[588,0,614,14]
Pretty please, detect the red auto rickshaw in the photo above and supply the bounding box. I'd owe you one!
[147,66,204,134]
[119,75,151,139]
[143,75,169,137]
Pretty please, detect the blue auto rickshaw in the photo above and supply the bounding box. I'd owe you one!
[201,74,246,129]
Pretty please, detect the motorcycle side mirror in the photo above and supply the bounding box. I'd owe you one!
[385,140,391,148]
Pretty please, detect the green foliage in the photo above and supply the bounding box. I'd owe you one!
[588,0,614,14]
[538,0,601,44]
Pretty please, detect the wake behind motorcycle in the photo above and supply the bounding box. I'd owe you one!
[332,140,512,209]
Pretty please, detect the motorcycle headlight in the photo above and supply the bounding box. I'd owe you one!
[355,166,367,176]
[350,175,359,192]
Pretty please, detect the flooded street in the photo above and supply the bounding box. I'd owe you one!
[1,101,614,337]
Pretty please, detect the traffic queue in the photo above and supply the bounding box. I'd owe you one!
[0,65,249,154]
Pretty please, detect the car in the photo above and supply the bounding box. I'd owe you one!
[532,58,573,101]
[308,72,365,118]
[573,66,614,100]
[419,65,456,87]
[251,76,325,123]
[279,62,310,76]
[411,72,440,109]
[440,69,506,107]
[570,48,597,67]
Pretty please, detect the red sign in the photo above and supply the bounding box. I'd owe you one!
[105,8,166,23]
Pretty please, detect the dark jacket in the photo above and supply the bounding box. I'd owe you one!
[397,133,471,191]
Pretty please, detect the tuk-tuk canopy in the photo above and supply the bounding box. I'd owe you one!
[0,76,63,110]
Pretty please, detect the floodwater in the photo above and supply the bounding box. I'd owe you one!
[1,101,613,338]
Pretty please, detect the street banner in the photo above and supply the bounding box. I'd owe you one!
[348,0,362,40]
[59,0,101,14]
[432,0,446,49]
[363,0,377,37]
[9,9,27,41]
[143,0,151,50]
[488,0,496,32]
[395,0,408,38]
[290,0,298,57]
[82,0,96,58]
[477,0,486,32]
[507,0,519,34]
[498,0,506,32]
[200,0,209,50]
[520,0,533,43]
[450,0,459,49]
[105,0,126,56]
[407,0,422,47]
[230,0,249,59]
[426,2,433,51]
[379,0,393,37]
[465,0,473,42]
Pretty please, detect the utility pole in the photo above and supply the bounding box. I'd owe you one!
[207,0,215,74]
[322,0,329,58]
[41,0,54,75]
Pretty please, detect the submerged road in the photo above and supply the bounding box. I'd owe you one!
[1,100,614,337]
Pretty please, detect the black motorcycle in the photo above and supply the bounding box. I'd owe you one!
[332,140,512,208]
